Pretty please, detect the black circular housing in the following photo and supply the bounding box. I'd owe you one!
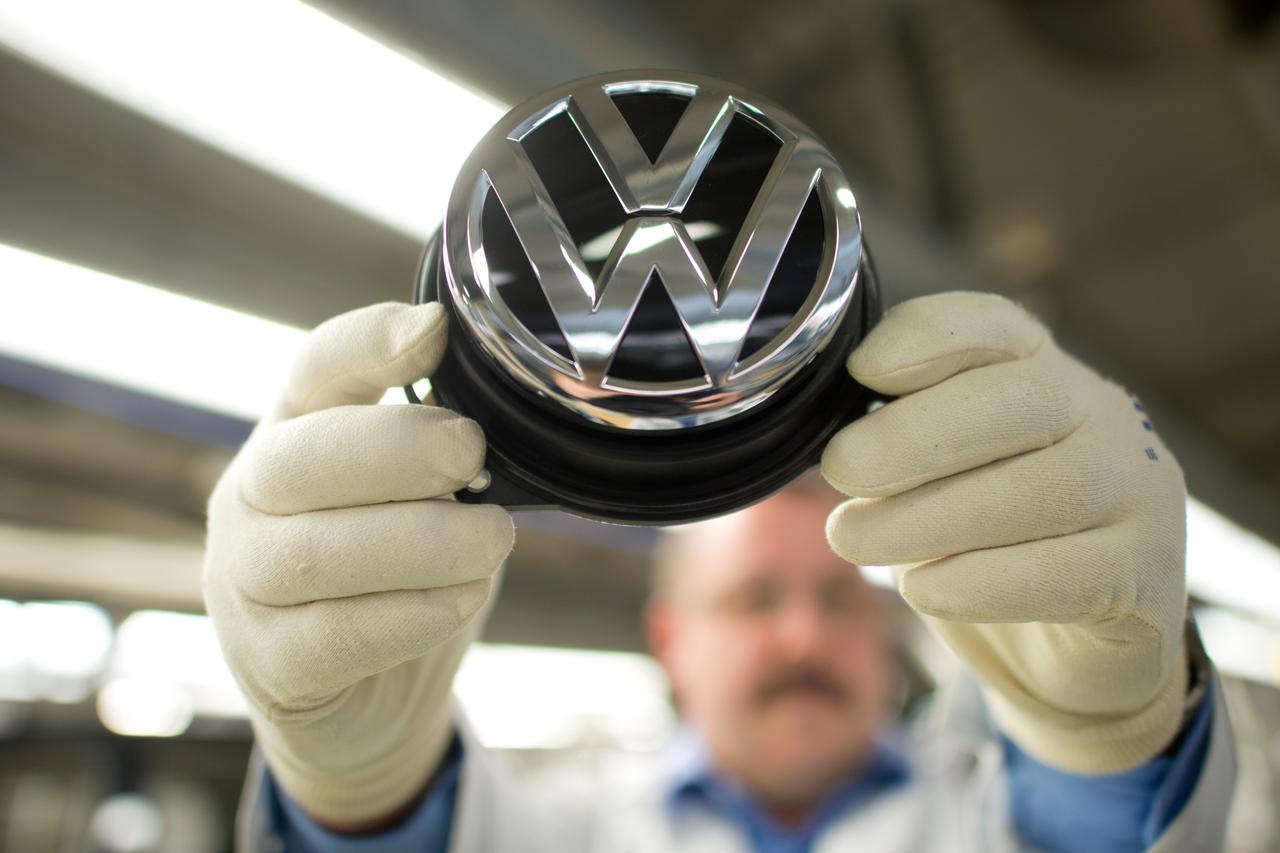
[409,70,885,525]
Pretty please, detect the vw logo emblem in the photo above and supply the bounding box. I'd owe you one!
[413,70,882,524]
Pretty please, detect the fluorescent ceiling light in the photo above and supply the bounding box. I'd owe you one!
[0,599,114,703]
[0,0,504,239]
[1186,497,1280,626]
[456,643,675,751]
[111,610,247,720]
[1194,604,1279,687]
[102,606,677,750]
[97,676,196,738]
[0,242,305,421]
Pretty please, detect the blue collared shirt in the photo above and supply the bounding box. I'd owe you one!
[661,728,911,853]
[264,689,1214,852]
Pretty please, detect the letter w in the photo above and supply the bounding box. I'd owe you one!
[480,90,822,385]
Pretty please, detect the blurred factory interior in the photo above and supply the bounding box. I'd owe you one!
[1,0,1279,850]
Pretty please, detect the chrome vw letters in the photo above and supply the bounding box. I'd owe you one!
[439,72,863,430]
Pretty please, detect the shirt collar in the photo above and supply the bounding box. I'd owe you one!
[663,725,911,840]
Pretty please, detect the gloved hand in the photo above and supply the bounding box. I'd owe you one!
[202,302,514,825]
[822,292,1189,774]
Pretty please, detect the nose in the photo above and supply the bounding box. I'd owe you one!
[772,594,830,661]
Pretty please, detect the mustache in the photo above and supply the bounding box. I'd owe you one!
[754,665,851,708]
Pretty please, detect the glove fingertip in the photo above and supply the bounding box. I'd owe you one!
[393,301,450,381]
[452,577,494,622]
[896,564,939,615]
[845,292,1046,394]
[824,502,861,565]
[896,562,994,622]
[473,503,517,569]
[819,437,858,497]
[276,302,450,419]
[429,411,488,486]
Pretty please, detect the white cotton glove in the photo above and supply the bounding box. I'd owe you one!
[822,292,1189,774]
[202,302,514,824]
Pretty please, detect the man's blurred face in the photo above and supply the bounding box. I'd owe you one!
[646,489,892,816]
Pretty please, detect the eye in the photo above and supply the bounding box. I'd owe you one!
[817,579,866,618]
[721,578,783,615]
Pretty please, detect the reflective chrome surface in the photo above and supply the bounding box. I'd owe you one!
[438,70,863,430]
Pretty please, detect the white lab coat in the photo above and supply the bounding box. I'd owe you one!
[237,677,1236,852]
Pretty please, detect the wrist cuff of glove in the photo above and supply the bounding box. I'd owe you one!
[984,638,1190,775]
[253,701,454,825]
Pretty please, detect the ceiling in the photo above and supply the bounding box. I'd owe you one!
[1,0,1278,650]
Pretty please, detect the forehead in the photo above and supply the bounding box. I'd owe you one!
[666,490,851,598]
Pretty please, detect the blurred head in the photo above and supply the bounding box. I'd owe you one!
[645,482,892,819]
